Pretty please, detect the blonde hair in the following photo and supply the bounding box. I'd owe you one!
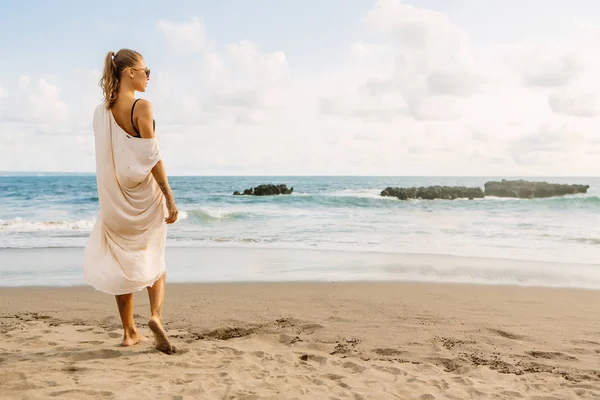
[99,49,142,109]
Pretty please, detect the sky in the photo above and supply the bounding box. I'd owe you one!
[1,0,600,176]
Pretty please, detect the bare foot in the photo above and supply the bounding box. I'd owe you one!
[148,316,177,354]
[121,330,146,347]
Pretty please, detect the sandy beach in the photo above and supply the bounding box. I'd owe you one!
[2,282,600,399]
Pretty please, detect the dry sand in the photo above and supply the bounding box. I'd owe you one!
[2,282,600,399]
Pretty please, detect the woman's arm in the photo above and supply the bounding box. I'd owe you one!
[135,99,178,224]
[151,160,178,224]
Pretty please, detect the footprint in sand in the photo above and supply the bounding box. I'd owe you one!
[78,340,105,345]
[63,365,87,373]
[342,361,366,373]
[279,334,302,345]
[372,365,405,376]
[571,339,600,346]
[202,326,256,340]
[487,328,524,340]
[299,353,328,365]
[70,349,121,362]
[373,348,405,357]
[325,373,345,381]
[526,351,578,361]
[216,346,245,356]
[427,357,468,374]
[48,389,114,398]
[296,323,324,335]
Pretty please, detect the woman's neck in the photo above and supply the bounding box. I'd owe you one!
[117,85,135,100]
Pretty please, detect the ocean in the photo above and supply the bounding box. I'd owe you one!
[1,175,599,288]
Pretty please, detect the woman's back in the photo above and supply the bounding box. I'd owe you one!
[111,98,139,137]
[111,98,155,139]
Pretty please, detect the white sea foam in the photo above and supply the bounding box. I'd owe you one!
[0,218,96,232]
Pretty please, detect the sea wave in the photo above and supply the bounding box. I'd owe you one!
[535,194,600,205]
[0,218,96,232]
[208,191,600,210]
[569,237,600,245]
[181,208,253,222]
[325,189,393,199]
[285,190,399,208]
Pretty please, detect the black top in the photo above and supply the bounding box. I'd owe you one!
[130,98,155,137]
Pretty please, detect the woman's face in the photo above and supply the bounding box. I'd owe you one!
[128,59,150,92]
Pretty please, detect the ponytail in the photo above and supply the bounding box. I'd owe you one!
[100,51,119,109]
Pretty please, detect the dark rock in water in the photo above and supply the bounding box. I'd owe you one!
[233,184,294,196]
[380,186,484,200]
[484,180,589,198]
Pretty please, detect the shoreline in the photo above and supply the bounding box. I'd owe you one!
[2,243,600,263]
[2,246,600,290]
[2,282,600,398]
[4,279,600,292]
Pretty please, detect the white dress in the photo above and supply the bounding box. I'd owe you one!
[83,104,167,295]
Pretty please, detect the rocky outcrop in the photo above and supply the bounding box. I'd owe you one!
[233,184,294,196]
[380,186,484,200]
[381,180,590,201]
[484,180,589,198]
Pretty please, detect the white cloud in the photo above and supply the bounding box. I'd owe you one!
[519,51,582,88]
[350,41,390,60]
[3,2,600,175]
[1,77,69,127]
[320,0,483,122]
[202,53,225,78]
[549,88,598,118]
[154,20,290,124]
[31,79,69,123]
[363,0,479,76]
[509,123,586,166]
[223,40,289,86]
[426,71,480,97]
[156,17,207,52]
[206,41,288,114]
[0,85,7,120]
[18,75,31,89]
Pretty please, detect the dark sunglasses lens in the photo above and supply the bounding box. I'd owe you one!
[146,69,150,78]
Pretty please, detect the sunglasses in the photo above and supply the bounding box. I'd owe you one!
[131,67,151,78]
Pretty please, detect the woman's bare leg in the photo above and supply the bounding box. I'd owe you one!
[147,272,176,354]
[115,293,144,346]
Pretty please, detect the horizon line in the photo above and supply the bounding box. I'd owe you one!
[1,171,599,178]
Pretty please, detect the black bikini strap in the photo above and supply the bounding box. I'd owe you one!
[131,99,141,135]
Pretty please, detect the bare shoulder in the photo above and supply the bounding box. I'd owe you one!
[135,98,153,115]
[134,99,155,139]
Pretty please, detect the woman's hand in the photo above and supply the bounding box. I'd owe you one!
[165,198,178,224]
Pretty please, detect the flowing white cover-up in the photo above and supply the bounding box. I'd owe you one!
[83,104,167,295]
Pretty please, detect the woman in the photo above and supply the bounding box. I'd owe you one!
[83,48,178,354]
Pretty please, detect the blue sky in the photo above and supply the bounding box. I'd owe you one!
[1,0,600,175]
[0,0,369,74]
[4,0,599,73]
